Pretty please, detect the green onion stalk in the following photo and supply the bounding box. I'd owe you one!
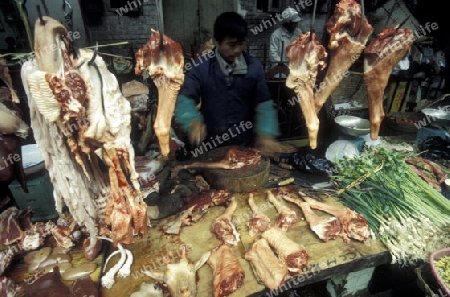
[333,146,450,266]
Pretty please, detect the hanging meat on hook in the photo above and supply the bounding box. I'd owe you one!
[314,0,373,113]
[285,32,327,149]
[135,30,184,158]
[21,15,146,250]
[363,26,414,140]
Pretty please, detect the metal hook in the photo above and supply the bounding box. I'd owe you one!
[397,16,410,30]
[156,0,164,51]
[76,59,85,69]
[62,0,73,17]
[40,0,49,16]
[88,42,98,66]
[310,0,318,41]
[36,5,45,25]
[358,0,365,35]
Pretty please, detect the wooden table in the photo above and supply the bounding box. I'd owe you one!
[100,186,390,297]
[5,186,390,297]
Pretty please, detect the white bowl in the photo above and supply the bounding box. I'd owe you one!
[334,115,370,137]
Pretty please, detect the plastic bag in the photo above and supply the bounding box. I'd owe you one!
[419,136,450,160]
[275,150,338,176]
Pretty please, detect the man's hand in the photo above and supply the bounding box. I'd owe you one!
[254,134,295,157]
[188,119,206,146]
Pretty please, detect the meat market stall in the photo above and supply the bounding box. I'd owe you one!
[2,0,450,296]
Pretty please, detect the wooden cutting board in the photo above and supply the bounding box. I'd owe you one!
[201,146,270,193]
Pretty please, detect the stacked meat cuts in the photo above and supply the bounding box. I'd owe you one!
[207,244,245,297]
[21,16,146,248]
[314,0,373,113]
[135,30,184,157]
[363,27,414,140]
[244,238,287,290]
[285,32,327,149]
[209,197,245,297]
[261,227,308,273]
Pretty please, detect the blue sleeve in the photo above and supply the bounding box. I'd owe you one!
[255,100,280,137]
[175,94,204,132]
[249,57,279,137]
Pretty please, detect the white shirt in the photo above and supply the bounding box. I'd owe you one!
[269,26,303,65]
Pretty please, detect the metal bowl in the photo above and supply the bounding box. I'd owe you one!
[334,115,370,137]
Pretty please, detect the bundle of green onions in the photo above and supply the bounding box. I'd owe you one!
[333,146,450,266]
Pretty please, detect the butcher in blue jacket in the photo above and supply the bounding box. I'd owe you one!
[175,11,283,157]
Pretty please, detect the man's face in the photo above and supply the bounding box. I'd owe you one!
[216,36,246,62]
[284,22,299,33]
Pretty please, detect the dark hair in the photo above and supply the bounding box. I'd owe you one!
[213,12,248,42]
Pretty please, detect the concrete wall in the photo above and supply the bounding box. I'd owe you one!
[87,0,158,57]
[79,0,329,69]
[25,0,88,49]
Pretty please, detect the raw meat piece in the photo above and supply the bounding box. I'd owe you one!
[70,276,99,297]
[211,197,240,246]
[23,268,70,297]
[286,32,327,149]
[363,26,414,140]
[247,193,271,237]
[314,0,373,113]
[171,147,261,179]
[284,194,341,241]
[261,227,308,273]
[244,238,287,290]
[0,58,19,103]
[135,30,184,157]
[302,195,372,243]
[266,190,298,232]
[180,189,233,214]
[207,244,245,297]
[22,15,147,248]
[144,246,211,297]
[163,190,233,235]
[0,276,22,297]
[0,248,17,276]
[0,207,24,246]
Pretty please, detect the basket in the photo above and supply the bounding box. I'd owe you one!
[429,247,450,296]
